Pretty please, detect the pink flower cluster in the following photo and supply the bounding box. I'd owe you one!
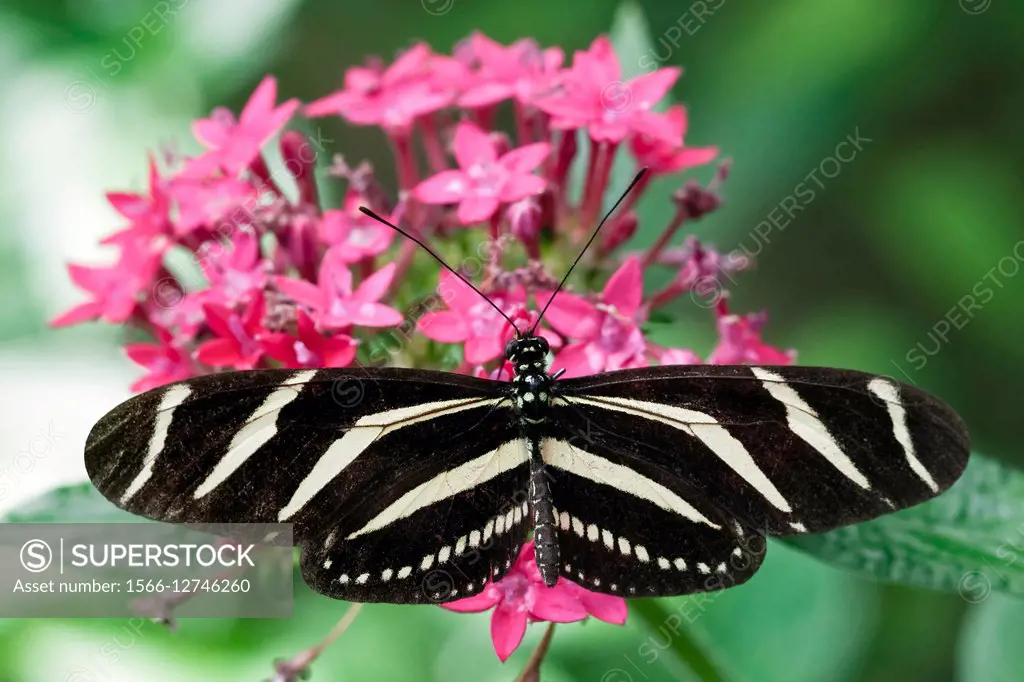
[53,33,794,659]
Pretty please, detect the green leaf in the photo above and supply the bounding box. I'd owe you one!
[1,482,140,523]
[630,599,736,682]
[957,593,1024,682]
[785,453,1024,599]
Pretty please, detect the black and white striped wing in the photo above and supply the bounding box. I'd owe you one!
[85,367,527,602]
[554,364,969,539]
[541,432,765,598]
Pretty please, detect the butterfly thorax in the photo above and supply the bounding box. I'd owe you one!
[506,336,553,424]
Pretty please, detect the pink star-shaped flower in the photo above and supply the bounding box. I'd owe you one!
[707,303,795,365]
[319,193,395,263]
[305,43,451,132]
[51,242,163,327]
[418,270,526,365]
[273,250,403,331]
[101,156,172,250]
[146,289,208,341]
[169,174,260,236]
[262,308,357,369]
[443,541,627,662]
[124,327,194,393]
[414,121,550,225]
[196,292,269,370]
[539,256,649,377]
[191,76,300,176]
[630,105,717,175]
[657,347,702,366]
[537,36,680,144]
[457,33,564,109]
[201,230,268,308]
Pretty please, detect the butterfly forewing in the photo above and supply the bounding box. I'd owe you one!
[84,367,512,540]
[555,364,970,537]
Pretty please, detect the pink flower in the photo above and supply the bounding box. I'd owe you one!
[169,175,260,236]
[418,270,525,365]
[101,156,172,249]
[124,327,194,392]
[51,243,162,327]
[201,230,268,308]
[146,289,208,341]
[657,347,702,365]
[708,303,794,365]
[319,193,395,263]
[273,250,403,331]
[414,121,549,225]
[305,43,451,132]
[191,76,300,175]
[263,309,357,369]
[443,541,626,662]
[457,33,564,108]
[630,105,717,174]
[537,36,680,144]
[540,256,648,377]
[196,292,269,370]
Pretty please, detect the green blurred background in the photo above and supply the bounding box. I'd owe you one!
[0,0,1021,680]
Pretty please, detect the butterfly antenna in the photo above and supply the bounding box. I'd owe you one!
[529,167,649,336]
[358,207,521,336]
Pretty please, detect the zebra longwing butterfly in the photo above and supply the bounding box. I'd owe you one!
[83,170,971,603]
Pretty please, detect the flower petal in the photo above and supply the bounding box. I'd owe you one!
[273,276,323,310]
[602,256,643,317]
[354,262,397,303]
[321,337,357,367]
[456,196,500,225]
[240,76,277,123]
[123,342,163,367]
[490,605,529,662]
[499,175,546,204]
[499,143,551,175]
[534,290,600,339]
[577,589,628,625]
[453,120,498,169]
[550,341,601,378]
[49,301,102,327]
[465,335,503,365]
[196,338,240,368]
[626,67,680,111]
[417,310,468,343]
[414,170,470,205]
[441,587,501,613]
[529,584,589,623]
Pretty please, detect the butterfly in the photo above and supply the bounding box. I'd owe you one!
[84,169,970,603]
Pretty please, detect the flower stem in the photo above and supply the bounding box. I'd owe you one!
[579,140,618,235]
[515,623,556,682]
[272,603,363,681]
[388,130,419,193]
[642,201,687,268]
[514,100,532,146]
[420,114,449,174]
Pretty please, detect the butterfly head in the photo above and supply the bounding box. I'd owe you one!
[505,335,550,370]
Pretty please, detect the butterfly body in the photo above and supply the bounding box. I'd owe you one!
[505,335,561,585]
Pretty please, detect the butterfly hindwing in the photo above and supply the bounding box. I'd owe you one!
[301,444,531,603]
[539,434,765,598]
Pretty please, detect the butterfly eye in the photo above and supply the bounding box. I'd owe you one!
[535,337,550,354]
[504,338,519,359]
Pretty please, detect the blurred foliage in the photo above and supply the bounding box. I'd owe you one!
[2,0,1023,680]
